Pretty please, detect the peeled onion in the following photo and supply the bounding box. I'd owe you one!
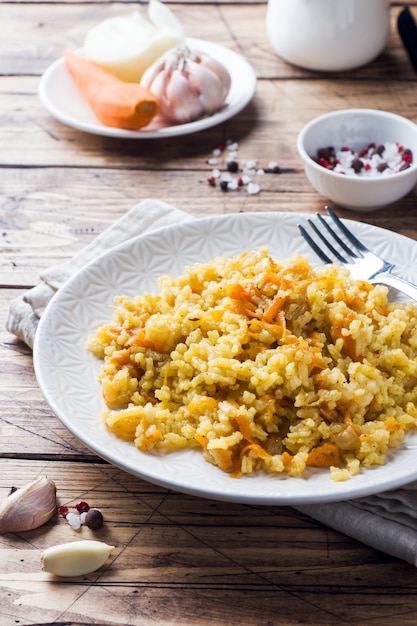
[83,0,185,83]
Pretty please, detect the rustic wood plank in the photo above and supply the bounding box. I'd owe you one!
[0,3,271,76]
[2,0,417,623]
[0,305,93,463]
[1,166,416,287]
[1,460,417,626]
[3,76,417,169]
[1,290,94,456]
[1,3,416,79]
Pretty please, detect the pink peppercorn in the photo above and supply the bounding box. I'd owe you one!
[402,150,413,163]
[364,163,372,171]
[207,176,216,187]
[75,501,90,513]
[318,157,329,167]
[59,505,69,518]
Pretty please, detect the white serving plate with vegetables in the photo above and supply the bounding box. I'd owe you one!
[38,37,257,139]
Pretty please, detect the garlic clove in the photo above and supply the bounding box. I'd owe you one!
[41,540,115,577]
[186,61,226,114]
[0,476,57,533]
[197,52,232,98]
[144,67,169,102]
[164,69,204,123]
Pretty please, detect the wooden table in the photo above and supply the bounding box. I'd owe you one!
[2,1,417,624]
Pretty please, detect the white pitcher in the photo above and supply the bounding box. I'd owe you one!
[266,0,390,71]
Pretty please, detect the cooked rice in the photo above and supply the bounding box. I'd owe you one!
[87,249,417,481]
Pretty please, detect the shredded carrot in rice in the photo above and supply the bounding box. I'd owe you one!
[87,248,417,482]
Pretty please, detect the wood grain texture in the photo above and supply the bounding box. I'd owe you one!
[1,461,417,626]
[1,3,417,79]
[2,0,417,624]
[2,74,417,286]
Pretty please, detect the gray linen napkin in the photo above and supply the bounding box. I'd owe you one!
[295,485,417,566]
[6,198,417,566]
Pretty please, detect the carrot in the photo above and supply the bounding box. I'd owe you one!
[139,428,162,451]
[306,443,340,467]
[330,312,359,360]
[64,49,158,130]
[227,283,254,301]
[130,329,155,350]
[375,305,389,316]
[262,294,287,323]
[384,417,403,432]
[257,272,282,289]
[233,413,256,444]
[281,451,293,468]
[194,433,208,449]
[188,397,218,414]
[239,442,270,461]
[214,449,234,472]
[229,300,260,318]
[231,442,270,478]
[109,351,131,365]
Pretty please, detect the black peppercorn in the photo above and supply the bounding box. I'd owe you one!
[85,508,104,530]
[351,158,364,173]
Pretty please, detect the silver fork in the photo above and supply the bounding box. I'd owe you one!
[298,207,417,302]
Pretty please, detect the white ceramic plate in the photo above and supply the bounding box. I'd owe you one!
[33,212,417,504]
[38,38,257,139]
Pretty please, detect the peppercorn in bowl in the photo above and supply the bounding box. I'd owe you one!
[297,108,417,211]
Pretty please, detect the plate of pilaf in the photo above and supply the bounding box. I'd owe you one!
[33,212,417,504]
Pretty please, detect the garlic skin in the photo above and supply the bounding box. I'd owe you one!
[0,476,57,533]
[41,540,115,577]
[140,46,232,124]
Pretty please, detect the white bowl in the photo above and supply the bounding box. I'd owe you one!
[297,109,417,211]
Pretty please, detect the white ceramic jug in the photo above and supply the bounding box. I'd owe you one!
[266,0,390,72]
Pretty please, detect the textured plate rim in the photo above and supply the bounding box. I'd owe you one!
[33,211,417,504]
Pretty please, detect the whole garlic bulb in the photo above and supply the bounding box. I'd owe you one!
[140,45,231,124]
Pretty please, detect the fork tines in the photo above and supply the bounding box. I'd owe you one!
[298,207,365,265]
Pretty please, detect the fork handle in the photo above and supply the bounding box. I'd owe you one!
[370,273,417,303]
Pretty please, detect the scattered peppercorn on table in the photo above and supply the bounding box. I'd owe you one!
[2,1,417,625]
